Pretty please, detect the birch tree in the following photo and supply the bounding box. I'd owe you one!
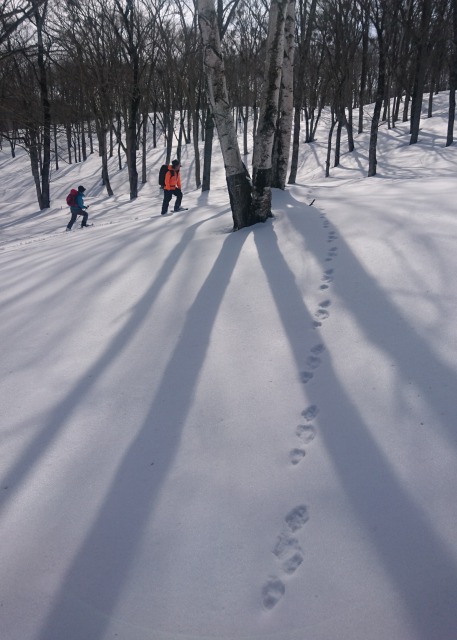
[251,0,289,220]
[198,0,255,230]
[271,0,295,189]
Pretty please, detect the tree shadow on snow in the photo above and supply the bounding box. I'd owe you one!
[253,198,457,640]
[33,217,248,640]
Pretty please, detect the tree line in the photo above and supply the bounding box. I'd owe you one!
[0,0,456,229]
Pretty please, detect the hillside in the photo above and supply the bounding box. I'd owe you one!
[1,93,457,640]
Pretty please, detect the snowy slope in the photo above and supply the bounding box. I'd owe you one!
[1,94,457,640]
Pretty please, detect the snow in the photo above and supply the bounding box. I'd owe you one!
[1,94,457,640]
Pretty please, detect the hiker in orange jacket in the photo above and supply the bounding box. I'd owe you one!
[161,159,187,215]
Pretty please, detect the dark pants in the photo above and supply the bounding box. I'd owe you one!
[161,188,183,215]
[67,208,88,229]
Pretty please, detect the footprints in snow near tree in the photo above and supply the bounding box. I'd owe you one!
[288,405,319,465]
[262,411,319,607]
[314,218,338,326]
[262,209,338,611]
[262,506,310,610]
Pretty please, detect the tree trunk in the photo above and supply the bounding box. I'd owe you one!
[447,0,457,146]
[81,119,87,161]
[410,0,432,144]
[242,106,249,156]
[53,123,59,171]
[142,112,148,184]
[87,120,94,154]
[334,120,342,167]
[34,1,51,209]
[198,0,254,230]
[65,123,71,162]
[192,107,202,189]
[346,104,354,152]
[96,121,114,196]
[166,110,175,163]
[126,84,140,200]
[272,0,295,190]
[325,111,336,178]
[202,107,213,192]
[368,24,386,177]
[29,128,45,208]
[358,7,369,134]
[252,0,288,219]
[288,103,301,184]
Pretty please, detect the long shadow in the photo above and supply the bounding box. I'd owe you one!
[0,212,223,509]
[35,228,248,640]
[253,220,457,639]
[286,197,457,450]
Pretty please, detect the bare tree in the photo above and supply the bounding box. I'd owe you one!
[288,0,318,184]
[446,0,457,146]
[251,0,289,220]
[271,0,295,189]
[201,0,246,192]
[367,0,394,177]
[409,0,433,144]
[0,0,46,50]
[198,0,254,229]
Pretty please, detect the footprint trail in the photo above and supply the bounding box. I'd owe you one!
[262,207,339,610]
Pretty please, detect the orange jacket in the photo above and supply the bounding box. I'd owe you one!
[164,165,181,191]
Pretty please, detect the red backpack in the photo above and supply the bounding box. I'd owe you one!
[66,189,78,207]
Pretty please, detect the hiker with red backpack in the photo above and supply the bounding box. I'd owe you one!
[160,160,187,216]
[66,185,91,231]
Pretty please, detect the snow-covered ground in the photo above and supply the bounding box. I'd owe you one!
[1,94,457,640]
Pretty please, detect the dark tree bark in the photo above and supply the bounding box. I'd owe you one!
[410,0,433,144]
[31,0,51,209]
[202,108,214,192]
[368,8,387,177]
[447,0,457,146]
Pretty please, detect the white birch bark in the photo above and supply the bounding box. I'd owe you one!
[252,0,289,220]
[198,0,254,229]
[272,0,295,189]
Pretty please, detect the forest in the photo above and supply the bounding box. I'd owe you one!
[1,0,456,229]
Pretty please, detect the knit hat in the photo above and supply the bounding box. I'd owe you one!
[78,185,86,192]
[171,160,180,168]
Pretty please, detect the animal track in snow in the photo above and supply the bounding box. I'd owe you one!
[300,371,314,384]
[302,405,319,421]
[311,343,325,355]
[315,308,329,321]
[272,533,303,559]
[296,424,316,443]
[263,222,329,607]
[289,448,306,465]
[315,300,330,319]
[306,354,321,370]
[325,246,338,262]
[322,269,334,283]
[282,552,304,575]
[285,505,310,531]
[262,577,286,610]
